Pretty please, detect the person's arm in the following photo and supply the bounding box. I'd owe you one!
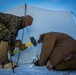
[0,23,11,41]
[0,23,15,56]
[4,13,22,45]
[38,34,56,66]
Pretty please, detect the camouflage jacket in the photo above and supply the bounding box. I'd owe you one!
[0,12,25,46]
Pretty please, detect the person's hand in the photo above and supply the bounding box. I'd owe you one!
[34,60,40,66]
[37,40,41,44]
[10,52,14,56]
[38,40,40,44]
[15,40,22,47]
[9,46,14,56]
[19,44,27,51]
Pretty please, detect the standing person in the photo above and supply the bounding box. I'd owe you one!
[34,32,76,70]
[0,12,33,69]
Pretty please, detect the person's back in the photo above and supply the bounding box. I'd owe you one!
[35,32,76,70]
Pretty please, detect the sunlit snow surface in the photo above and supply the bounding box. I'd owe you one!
[0,64,76,75]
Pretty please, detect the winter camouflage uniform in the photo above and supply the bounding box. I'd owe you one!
[0,12,32,67]
[0,13,33,68]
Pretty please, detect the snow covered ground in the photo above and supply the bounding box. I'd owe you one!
[0,64,76,75]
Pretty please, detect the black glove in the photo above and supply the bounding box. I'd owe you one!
[37,40,40,44]
[34,60,40,66]
[9,46,15,56]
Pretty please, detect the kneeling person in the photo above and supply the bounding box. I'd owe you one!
[34,32,76,71]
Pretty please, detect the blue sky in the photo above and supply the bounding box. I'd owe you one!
[0,0,76,13]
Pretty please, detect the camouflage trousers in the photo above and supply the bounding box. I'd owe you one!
[0,40,8,65]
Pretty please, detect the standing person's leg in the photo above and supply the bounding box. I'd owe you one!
[0,40,9,68]
[0,40,16,69]
[0,24,11,68]
[0,24,16,69]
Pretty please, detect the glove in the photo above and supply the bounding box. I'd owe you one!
[19,44,27,51]
[38,40,40,44]
[15,40,27,51]
[15,40,22,47]
[8,46,14,56]
[10,52,14,56]
[34,60,40,66]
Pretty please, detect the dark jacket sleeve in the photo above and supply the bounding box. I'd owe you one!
[39,33,56,66]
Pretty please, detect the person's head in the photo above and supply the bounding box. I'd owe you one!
[38,33,45,43]
[24,15,33,27]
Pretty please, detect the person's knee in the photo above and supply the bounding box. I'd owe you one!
[54,58,76,71]
[46,60,53,70]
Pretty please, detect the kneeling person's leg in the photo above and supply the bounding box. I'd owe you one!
[54,56,76,70]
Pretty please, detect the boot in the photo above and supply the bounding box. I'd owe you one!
[0,40,16,69]
[0,59,16,69]
[0,58,16,69]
